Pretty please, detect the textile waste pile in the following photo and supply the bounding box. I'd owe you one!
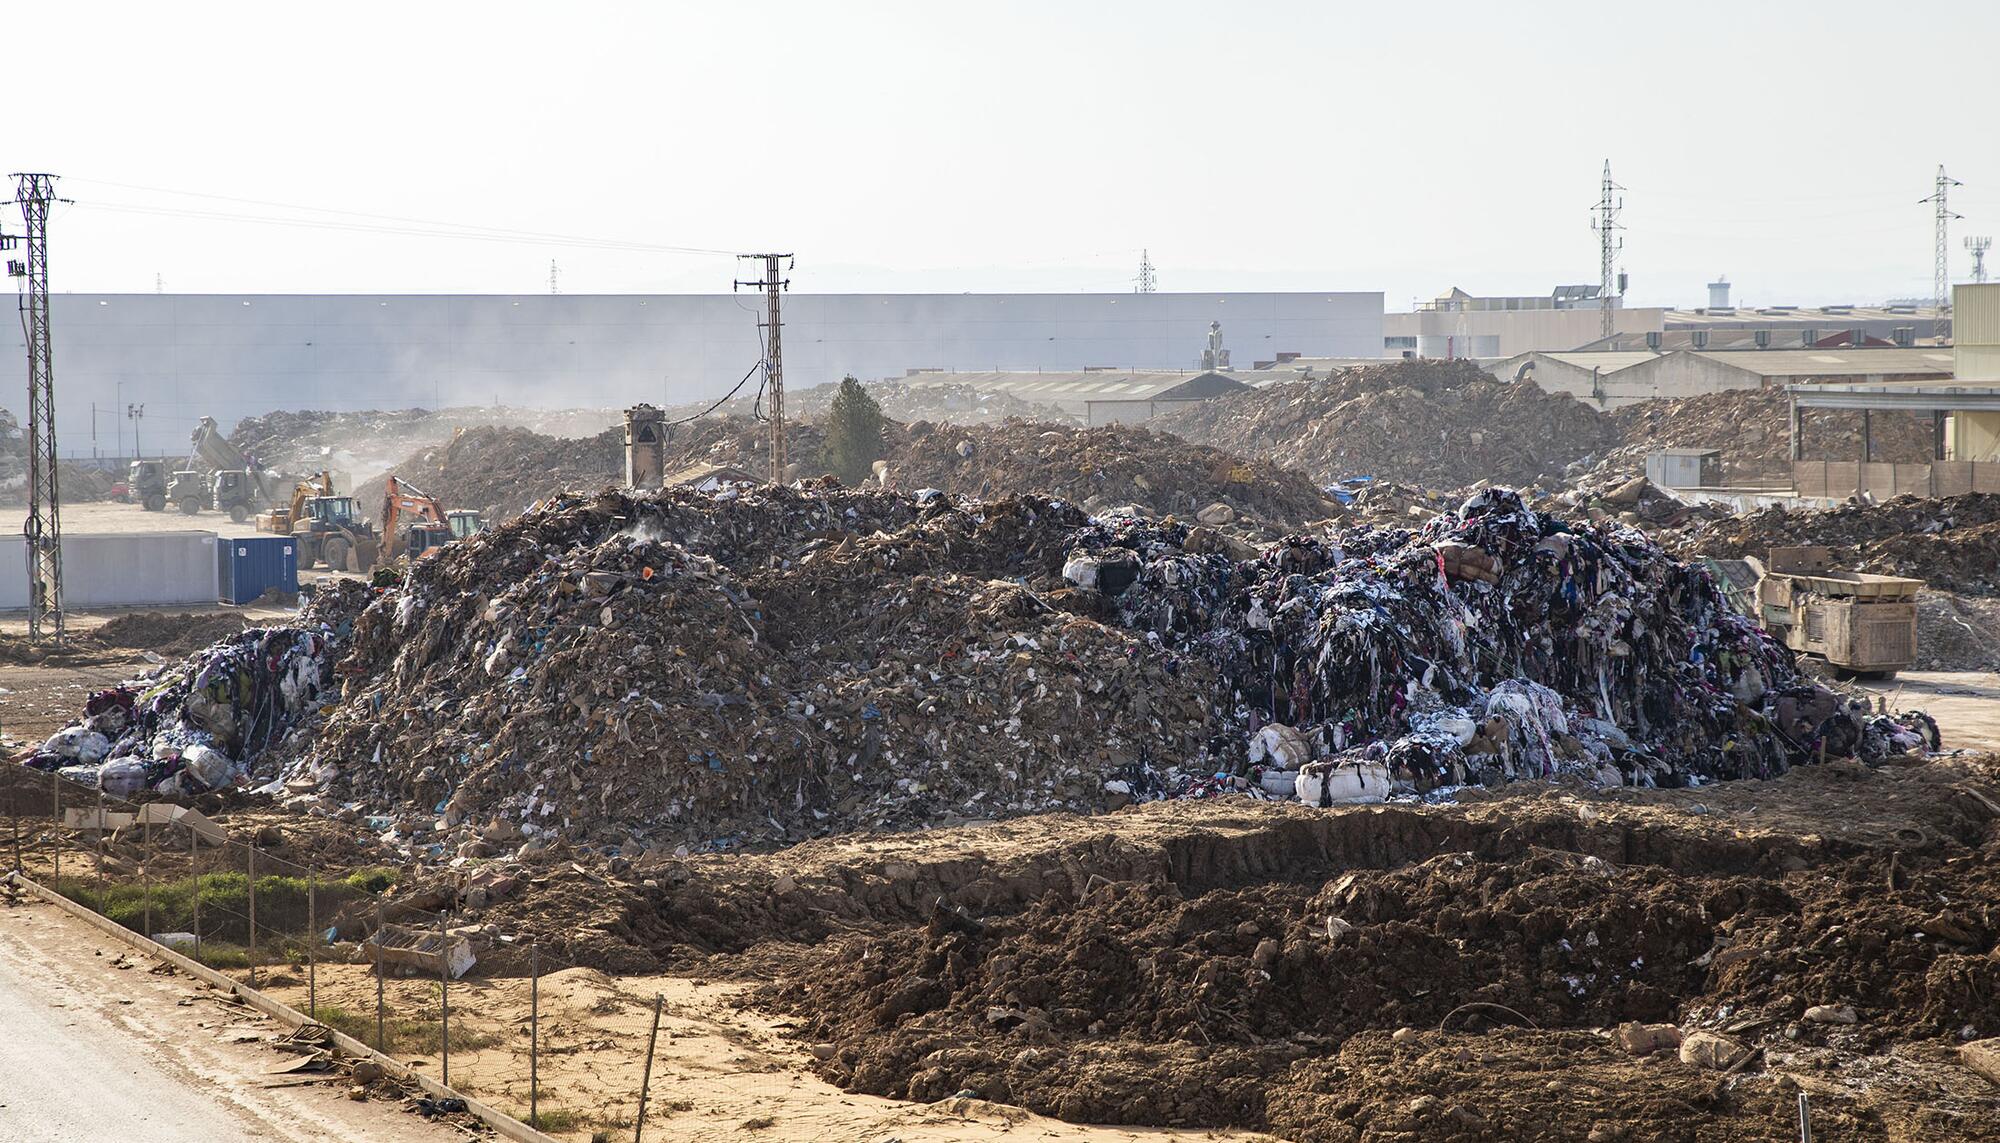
[1066,486,1938,801]
[1151,359,1621,489]
[292,485,1215,857]
[19,579,374,797]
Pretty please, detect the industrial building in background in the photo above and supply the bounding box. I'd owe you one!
[2,290,1383,455]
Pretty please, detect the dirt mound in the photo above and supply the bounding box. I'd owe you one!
[291,486,1213,856]
[673,378,1077,427]
[353,424,624,520]
[1665,493,2000,596]
[1590,388,1935,486]
[767,767,2000,1140]
[229,405,622,479]
[1153,359,1620,489]
[91,611,249,657]
[368,414,1333,533]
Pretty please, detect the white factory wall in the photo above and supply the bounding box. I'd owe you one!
[1385,306,1665,357]
[0,532,220,610]
[0,292,1383,455]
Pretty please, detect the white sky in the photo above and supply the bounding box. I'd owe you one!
[11,0,2000,309]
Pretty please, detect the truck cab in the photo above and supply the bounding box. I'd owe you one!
[212,470,259,523]
[169,469,208,515]
[128,459,168,512]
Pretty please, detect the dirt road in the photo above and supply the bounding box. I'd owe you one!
[0,896,452,1142]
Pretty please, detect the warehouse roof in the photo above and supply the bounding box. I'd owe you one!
[898,369,1275,402]
[1788,380,2000,412]
[1686,348,1956,378]
[1664,305,1941,327]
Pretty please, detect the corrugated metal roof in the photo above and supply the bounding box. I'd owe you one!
[1689,348,1956,377]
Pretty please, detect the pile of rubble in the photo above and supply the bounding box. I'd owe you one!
[230,406,622,480]
[1664,492,2000,596]
[1153,359,1621,488]
[1589,388,1934,485]
[254,480,1930,863]
[355,425,624,521]
[669,378,1076,427]
[18,580,373,797]
[291,486,1214,857]
[373,414,1335,534]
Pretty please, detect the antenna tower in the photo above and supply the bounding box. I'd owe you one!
[1968,236,1993,285]
[1591,161,1624,339]
[9,173,66,642]
[1136,250,1156,293]
[1920,165,1962,342]
[548,260,560,295]
[734,254,792,482]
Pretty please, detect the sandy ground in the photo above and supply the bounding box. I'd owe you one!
[256,966,1260,1143]
[0,894,464,1142]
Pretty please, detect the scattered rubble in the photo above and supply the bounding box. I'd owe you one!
[1153,359,1621,489]
[229,405,623,479]
[1664,493,2000,596]
[1594,388,1935,485]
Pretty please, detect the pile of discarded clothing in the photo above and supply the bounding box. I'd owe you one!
[1070,487,1928,802]
[20,580,373,797]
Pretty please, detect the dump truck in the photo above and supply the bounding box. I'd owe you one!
[188,417,284,516]
[128,459,168,512]
[169,469,209,515]
[1704,546,1921,678]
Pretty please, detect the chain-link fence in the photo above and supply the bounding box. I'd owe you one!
[1,763,745,1141]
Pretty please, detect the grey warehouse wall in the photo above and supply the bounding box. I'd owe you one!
[0,292,1383,455]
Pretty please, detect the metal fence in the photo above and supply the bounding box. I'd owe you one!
[0,763,715,1141]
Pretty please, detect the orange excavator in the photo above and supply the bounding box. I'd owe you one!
[381,475,483,562]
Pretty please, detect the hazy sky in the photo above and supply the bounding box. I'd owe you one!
[11,0,1999,309]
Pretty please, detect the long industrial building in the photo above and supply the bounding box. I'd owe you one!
[0,291,1383,455]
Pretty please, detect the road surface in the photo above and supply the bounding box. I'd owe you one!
[0,895,449,1142]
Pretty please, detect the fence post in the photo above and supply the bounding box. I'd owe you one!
[141,808,151,937]
[190,826,201,959]
[529,944,539,1129]
[95,787,107,892]
[634,993,663,1143]
[438,912,450,1088]
[11,772,20,873]
[246,842,258,989]
[374,897,386,1052]
[307,869,317,1018]
[50,769,60,885]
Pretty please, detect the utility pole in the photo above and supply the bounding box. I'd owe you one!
[1921,165,1962,343]
[127,404,146,457]
[1591,161,1624,340]
[10,173,65,643]
[1968,236,1992,286]
[1136,250,1156,293]
[734,254,791,483]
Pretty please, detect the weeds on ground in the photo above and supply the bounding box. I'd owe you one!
[311,1000,504,1055]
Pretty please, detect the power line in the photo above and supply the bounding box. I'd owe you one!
[1591,161,1624,340]
[1135,249,1156,293]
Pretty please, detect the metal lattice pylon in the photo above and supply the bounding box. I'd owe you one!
[11,173,63,642]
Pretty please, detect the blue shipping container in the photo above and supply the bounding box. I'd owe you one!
[217,536,299,605]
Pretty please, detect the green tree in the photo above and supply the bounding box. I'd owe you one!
[822,375,886,485]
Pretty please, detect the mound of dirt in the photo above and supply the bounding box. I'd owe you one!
[91,611,249,657]
[230,405,622,478]
[1590,388,1934,486]
[1152,359,1620,489]
[1665,493,2000,596]
[768,771,2000,1140]
[352,425,624,521]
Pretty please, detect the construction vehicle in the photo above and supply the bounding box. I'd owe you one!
[258,472,378,572]
[211,471,262,522]
[1707,546,1921,678]
[169,469,209,515]
[128,459,169,512]
[379,475,482,562]
[184,417,285,516]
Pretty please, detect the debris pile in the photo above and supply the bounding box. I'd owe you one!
[294,486,1215,856]
[1087,486,1919,801]
[354,425,624,521]
[18,580,373,796]
[1153,359,1620,488]
[675,378,1077,427]
[230,405,622,480]
[1590,388,1934,485]
[1665,492,2000,595]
